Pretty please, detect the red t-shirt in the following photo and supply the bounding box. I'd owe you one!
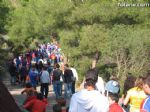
[50,54,56,60]
[24,99,46,112]
[109,103,124,112]
[24,95,37,105]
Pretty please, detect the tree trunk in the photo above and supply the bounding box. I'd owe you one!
[92,50,100,69]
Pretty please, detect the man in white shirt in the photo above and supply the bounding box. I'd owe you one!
[69,69,109,112]
[70,66,78,94]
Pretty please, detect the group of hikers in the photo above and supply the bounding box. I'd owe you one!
[20,63,77,112]
[8,40,64,86]
[7,38,150,112]
[68,70,150,112]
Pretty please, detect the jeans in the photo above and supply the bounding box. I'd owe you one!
[64,83,72,99]
[53,81,61,99]
[40,83,49,98]
[60,82,63,96]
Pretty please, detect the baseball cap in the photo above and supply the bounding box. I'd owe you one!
[105,80,120,94]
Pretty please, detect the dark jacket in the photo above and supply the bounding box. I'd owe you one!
[9,64,17,76]
[53,69,62,82]
[64,69,73,83]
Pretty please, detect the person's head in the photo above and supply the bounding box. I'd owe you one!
[123,74,136,96]
[105,80,120,95]
[108,93,119,105]
[39,61,43,64]
[55,63,60,69]
[134,76,144,89]
[143,75,150,94]
[53,104,62,112]
[37,93,43,100]
[64,64,69,69]
[84,69,98,88]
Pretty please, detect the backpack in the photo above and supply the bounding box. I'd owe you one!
[47,66,53,74]
[53,69,61,81]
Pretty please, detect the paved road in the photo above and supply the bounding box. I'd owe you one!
[9,85,58,112]
[2,73,58,112]
[2,72,80,112]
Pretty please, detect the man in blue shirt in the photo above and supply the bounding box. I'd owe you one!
[140,75,150,112]
[29,66,38,89]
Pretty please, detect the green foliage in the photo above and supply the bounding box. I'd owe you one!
[3,0,150,86]
[0,0,9,34]
[0,34,14,75]
[7,0,74,51]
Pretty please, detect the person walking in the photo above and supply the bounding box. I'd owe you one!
[69,69,109,112]
[19,64,28,86]
[52,63,63,99]
[28,65,38,89]
[63,64,73,99]
[70,66,78,94]
[123,76,147,112]
[40,66,50,98]
[8,61,18,85]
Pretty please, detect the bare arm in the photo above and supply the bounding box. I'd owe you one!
[21,88,27,94]
[123,92,130,106]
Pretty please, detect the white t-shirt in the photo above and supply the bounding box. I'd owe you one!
[96,76,105,94]
[70,67,78,81]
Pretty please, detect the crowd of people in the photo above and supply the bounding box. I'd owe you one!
[8,41,64,86]
[7,39,77,112]
[7,40,150,112]
[69,70,150,112]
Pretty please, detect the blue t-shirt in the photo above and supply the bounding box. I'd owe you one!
[29,69,38,86]
[141,95,150,112]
